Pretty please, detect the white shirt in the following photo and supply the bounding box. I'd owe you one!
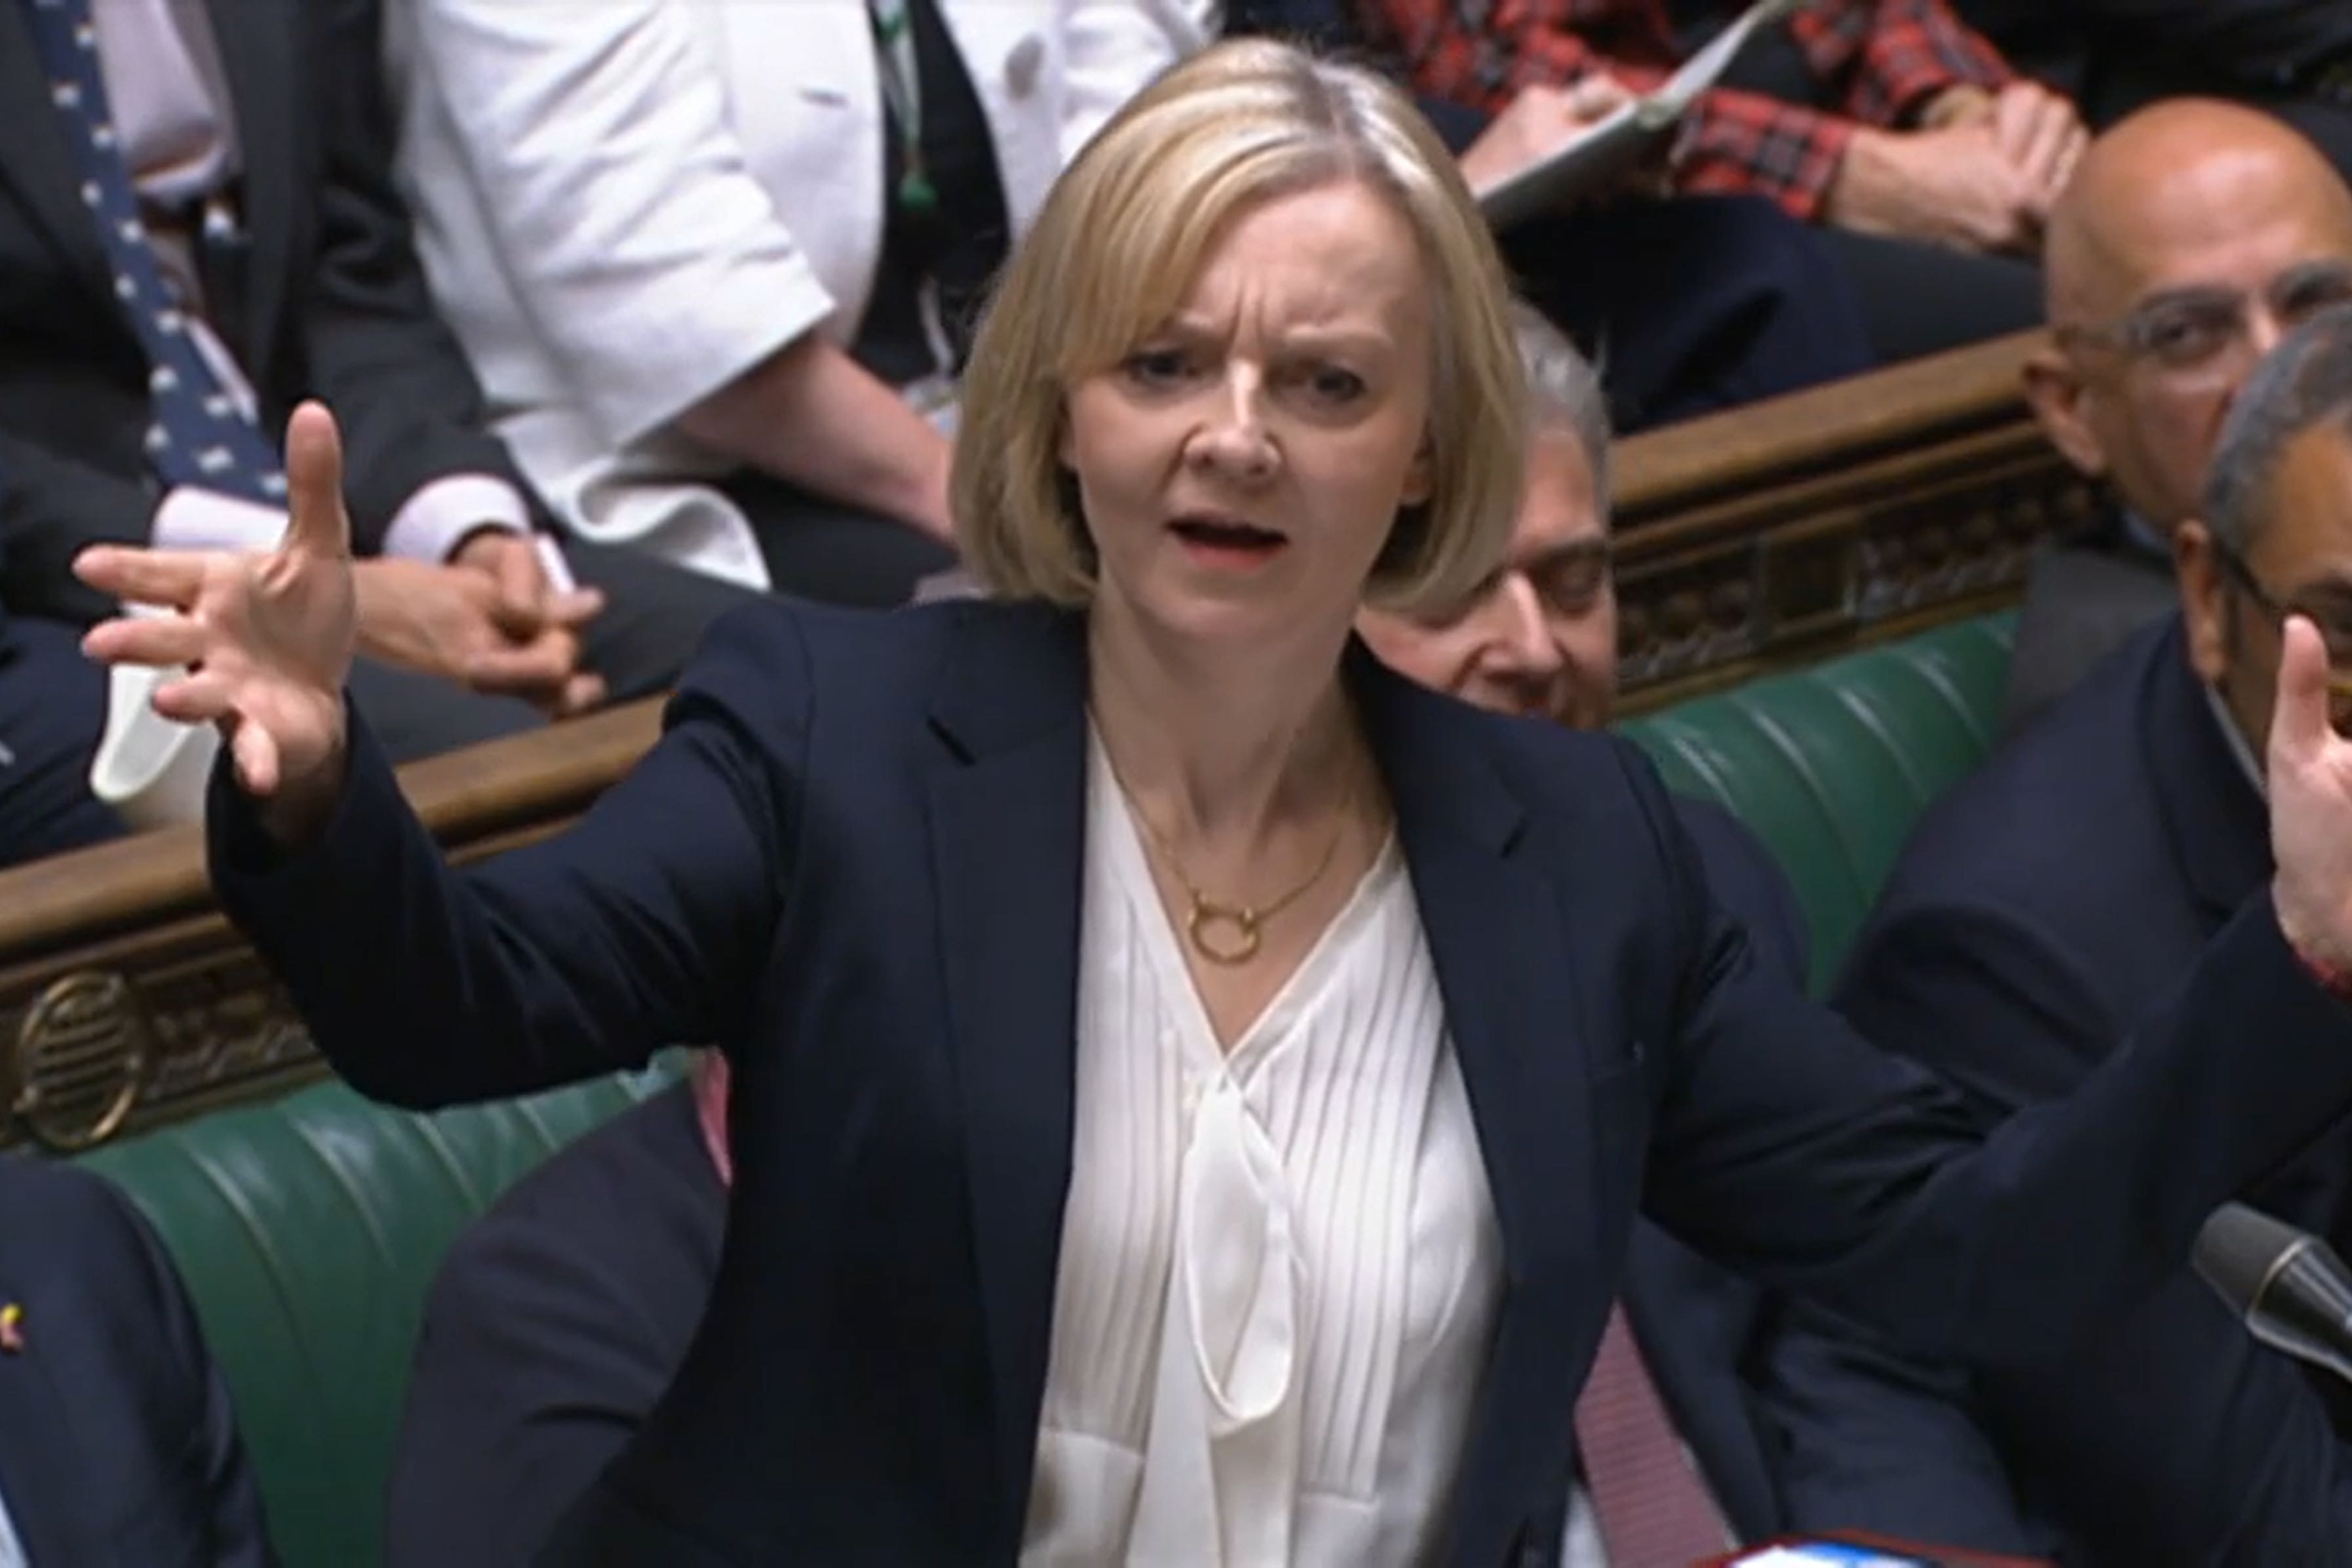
[1022,735,1503,1565]
[88,0,531,565]
[0,1478,22,1568]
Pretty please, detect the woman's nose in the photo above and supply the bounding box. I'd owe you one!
[1186,376,1277,482]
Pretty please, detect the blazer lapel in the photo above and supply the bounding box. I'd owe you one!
[926,604,1091,1539]
[0,7,119,311]
[0,1303,107,1565]
[204,0,295,370]
[1353,648,1608,1561]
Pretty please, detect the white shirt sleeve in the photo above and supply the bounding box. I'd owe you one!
[378,473,534,566]
[1061,0,1217,163]
[149,486,286,553]
[402,0,834,448]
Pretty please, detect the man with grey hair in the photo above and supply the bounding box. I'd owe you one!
[1357,306,2048,1565]
[1798,306,2352,1558]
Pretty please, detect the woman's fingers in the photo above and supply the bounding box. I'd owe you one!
[82,611,211,670]
[149,669,239,728]
[228,717,282,799]
[280,401,353,562]
[73,544,210,610]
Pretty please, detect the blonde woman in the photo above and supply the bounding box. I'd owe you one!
[80,39,2352,1568]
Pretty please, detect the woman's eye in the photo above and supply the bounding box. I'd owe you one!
[1122,348,1192,387]
[1304,366,1367,404]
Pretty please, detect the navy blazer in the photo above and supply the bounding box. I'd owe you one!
[1831,616,2352,1562]
[213,597,2352,1566]
[381,797,2028,1564]
[0,1157,273,1567]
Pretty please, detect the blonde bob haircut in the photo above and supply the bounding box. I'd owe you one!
[952,37,1527,616]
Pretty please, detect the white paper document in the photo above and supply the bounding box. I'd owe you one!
[1475,0,1807,229]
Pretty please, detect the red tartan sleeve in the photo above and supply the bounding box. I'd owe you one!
[1847,0,2017,127]
[1359,0,1668,117]
[1674,86,1856,220]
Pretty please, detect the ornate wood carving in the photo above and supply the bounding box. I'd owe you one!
[0,330,2092,1147]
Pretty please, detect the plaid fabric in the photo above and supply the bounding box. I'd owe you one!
[1356,0,2016,218]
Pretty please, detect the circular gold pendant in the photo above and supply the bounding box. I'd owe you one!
[1187,899,1262,965]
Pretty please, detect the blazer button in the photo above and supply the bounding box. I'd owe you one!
[1005,36,1043,96]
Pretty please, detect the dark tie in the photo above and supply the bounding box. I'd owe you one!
[1575,1301,1737,1566]
[19,0,284,506]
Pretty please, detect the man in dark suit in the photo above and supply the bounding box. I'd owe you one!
[1957,0,2352,184]
[0,596,122,867]
[1799,308,2352,1559]
[0,1153,273,1565]
[1223,0,1883,431]
[2004,98,2352,732]
[382,311,2042,1566]
[0,0,749,764]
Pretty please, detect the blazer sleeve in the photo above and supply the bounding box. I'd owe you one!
[395,0,834,452]
[208,604,804,1107]
[0,430,161,625]
[1061,0,1213,161]
[1757,1303,2054,1554]
[1604,743,2352,1373]
[1808,897,2352,1559]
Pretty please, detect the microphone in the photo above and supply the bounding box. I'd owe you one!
[2193,1203,2352,1386]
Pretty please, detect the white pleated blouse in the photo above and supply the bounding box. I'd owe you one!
[1019,735,1505,1566]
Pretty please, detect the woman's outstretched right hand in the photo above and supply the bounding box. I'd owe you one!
[76,401,359,845]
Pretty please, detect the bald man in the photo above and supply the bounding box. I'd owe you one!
[2005,99,2352,730]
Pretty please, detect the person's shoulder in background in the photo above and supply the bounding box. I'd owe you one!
[387,1085,722,1568]
[0,1156,274,1566]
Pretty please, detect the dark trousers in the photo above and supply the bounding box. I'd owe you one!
[1506,195,1879,432]
[0,616,123,869]
[1700,18,2048,369]
[717,473,960,610]
[348,535,758,766]
[1818,228,2047,369]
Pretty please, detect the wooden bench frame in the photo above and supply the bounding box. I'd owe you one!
[1613,330,2091,713]
[0,330,2092,1149]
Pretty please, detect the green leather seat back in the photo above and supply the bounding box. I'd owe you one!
[1620,614,2016,992]
[76,1064,680,1568]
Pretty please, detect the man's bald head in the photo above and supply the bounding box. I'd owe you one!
[2022,98,2352,534]
[2045,100,2352,328]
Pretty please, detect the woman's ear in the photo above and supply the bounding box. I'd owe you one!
[1400,434,1434,507]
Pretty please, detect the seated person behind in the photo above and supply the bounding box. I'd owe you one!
[0,593,122,869]
[384,306,2039,1567]
[0,0,749,766]
[2005,100,2352,731]
[1223,0,1881,430]
[1793,305,2352,1560]
[0,1154,273,1564]
[1957,0,2352,184]
[1350,0,2081,366]
[384,0,1209,601]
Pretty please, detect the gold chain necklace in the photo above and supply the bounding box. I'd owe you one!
[1097,734,1350,967]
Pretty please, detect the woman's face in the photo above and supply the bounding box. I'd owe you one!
[1060,180,1436,657]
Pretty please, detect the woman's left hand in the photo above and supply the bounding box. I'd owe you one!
[2269,616,2352,975]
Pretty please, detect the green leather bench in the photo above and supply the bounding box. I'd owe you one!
[1621,615,2016,994]
[73,613,2016,1568]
